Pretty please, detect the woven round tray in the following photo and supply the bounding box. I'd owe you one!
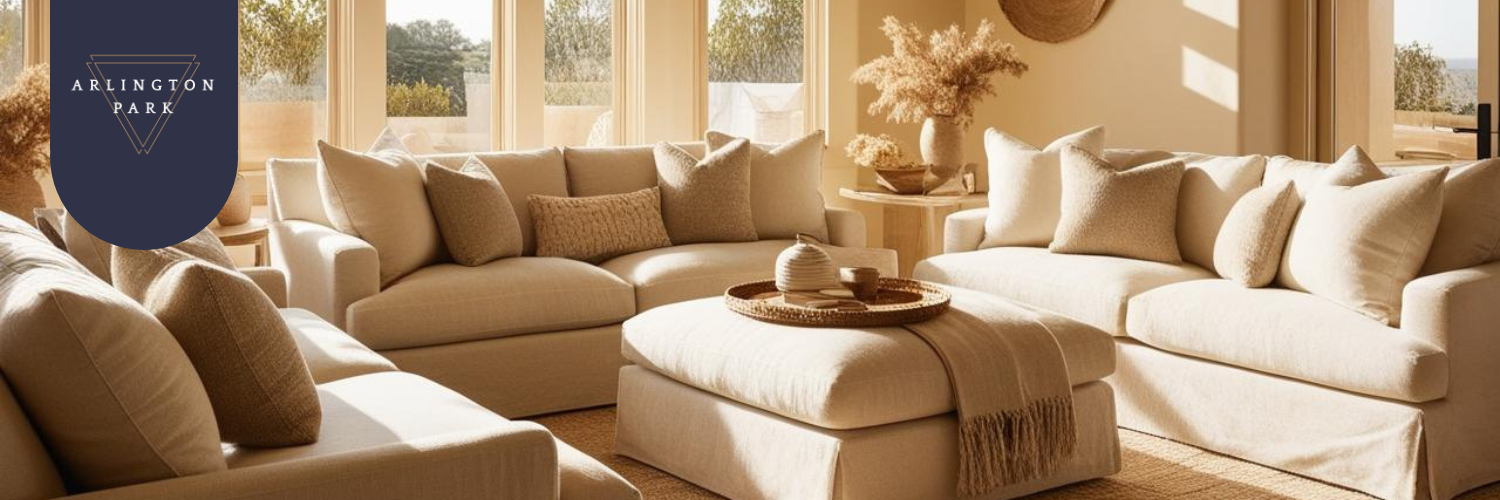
[724,278,951,328]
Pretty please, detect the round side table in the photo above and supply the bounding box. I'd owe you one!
[211,219,271,267]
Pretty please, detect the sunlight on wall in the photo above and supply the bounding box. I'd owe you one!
[1183,0,1238,29]
[1182,46,1239,112]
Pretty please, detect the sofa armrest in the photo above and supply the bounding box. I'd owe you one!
[1404,261,1500,402]
[240,267,287,308]
[270,220,380,330]
[944,208,988,254]
[824,207,867,248]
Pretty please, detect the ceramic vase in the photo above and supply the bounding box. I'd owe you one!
[775,238,840,292]
[920,115,964,169]
[217,173,251,226]
[0,174,45,223]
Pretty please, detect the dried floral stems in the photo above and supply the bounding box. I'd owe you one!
[845,134,909,169]
[851,17,1027,127]
[0,64,51,182]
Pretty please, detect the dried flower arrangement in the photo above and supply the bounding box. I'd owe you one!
[0,64,51,182]
[851,17,1028,126]
[845,134,910,169]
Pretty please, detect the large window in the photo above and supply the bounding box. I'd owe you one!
[386,0,492,154]
[543,0,614,147]
[1390,0,1485,161]
[238,0,328,170]
[0,0,22,89]
[706,0,805,143]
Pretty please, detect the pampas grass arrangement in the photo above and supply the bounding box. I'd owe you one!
[0,64,52,220]
[851,17,1028,126]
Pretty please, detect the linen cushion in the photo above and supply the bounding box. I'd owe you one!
[623,289,1115,430]
[530,187,672,264]
[1278,168,1447,325]
[0,215,224,490]
[1051,146,1186,263]
[1320,146,1386,186]
[423,158,524,266]
[563,143,707,197]
[111,228,236,302]
[914,246,1215,336]
[1264,146,1383,197]
[61,212,114,282]
[1127,279,1448,403]
[0,372,65,500]
[281,308,399,384]
[114,245,322,447]
[267,158,335,226]
[1420,159,1500,274]
[706,130,829,241]
[654,140,758,244]
[423,148,570,256]
[317,128,445,287]
[979,126,1105,248]
[1175,154,1267,272]
[1214,181,1302,287]
[346,257,635,350]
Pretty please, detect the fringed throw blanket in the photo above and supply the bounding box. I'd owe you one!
[902,291,1076,498]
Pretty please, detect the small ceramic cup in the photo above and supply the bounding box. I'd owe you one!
[839,267,881,301]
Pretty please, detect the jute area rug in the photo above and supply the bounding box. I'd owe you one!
[534,407,1500,500]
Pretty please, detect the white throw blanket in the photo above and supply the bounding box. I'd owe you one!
[902,291,1077,497]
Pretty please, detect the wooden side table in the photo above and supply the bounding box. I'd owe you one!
[211,219,271,267]
[838,187,986,277]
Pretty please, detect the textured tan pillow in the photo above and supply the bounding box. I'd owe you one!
[530,187,673,263]
[654,140,757,244]
[706,130,829,241]
[317,128,445,287]
[1421,159,1500,275]
[0,221,224,490]
[423,158,523,266]
[114,244,322,447]
[111,228,236,302]
[1213,181,1302,287]
[980,126,1106,248]
[1278,168,1447,325]
[1050,146,1185,263]
[1176,154,1267,273]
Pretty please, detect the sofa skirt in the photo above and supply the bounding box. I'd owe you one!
[615,366,1121,500]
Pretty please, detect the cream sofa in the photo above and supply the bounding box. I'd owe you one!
[267,143,894,418]
[914,154,1500,500]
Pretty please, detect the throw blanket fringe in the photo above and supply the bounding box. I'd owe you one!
[957,397,1077,497]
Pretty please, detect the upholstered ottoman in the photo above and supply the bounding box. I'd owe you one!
[615,288,1121,500]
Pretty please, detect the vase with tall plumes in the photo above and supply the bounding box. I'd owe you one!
[0,64,51,222]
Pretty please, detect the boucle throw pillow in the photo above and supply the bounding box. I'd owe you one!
[1278,168,1447,326]
[114,240,321,447]
[1420,159,1500,275]
[1176,154,1267,273]
[530,187,672,264]
[1213,181,1302,287]
[317,128,445,287]
[980,126,1105,248]
[654,140,757,244]
[423,158,523,266]
[1050,145,1185,263]
[706,130,829,241]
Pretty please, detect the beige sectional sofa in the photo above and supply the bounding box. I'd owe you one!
[915,154,1500,500]
[267,143,895,418]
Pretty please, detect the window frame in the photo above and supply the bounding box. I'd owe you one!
[695,0,825,143]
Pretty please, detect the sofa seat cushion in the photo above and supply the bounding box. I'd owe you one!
[1127,279,1448,403]
[281,309,397,384]
[347,257,635,350]
[914,246,1215,335]
[600,240,792,311]
[622,291,1115,430]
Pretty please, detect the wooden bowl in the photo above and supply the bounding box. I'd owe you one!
[874,167,928,194]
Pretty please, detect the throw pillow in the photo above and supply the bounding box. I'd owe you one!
[423,157,524,266]
[1264,146,1383,197]
[1277,168,1447,325]
[1421,159,1500,275]
[706,130,830,241]
[980,126,1106,248]
[530,187,673,263]
[1175,154,1267,273]
[62,212,115,283]
[317,128,445,287]
[1321,146,1386,187]
[114,241,322,447]
[654,140,758,244]
[1213,181,1302,287]
[111,228,236,302]
[1050,145,1186,263]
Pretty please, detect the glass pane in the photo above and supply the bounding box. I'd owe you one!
[544,0,614,147]
[0,0,22,90]
[707,0,805,143]
[1392,0,1480,161]
[387,0,492,154]
[238,0,328,170]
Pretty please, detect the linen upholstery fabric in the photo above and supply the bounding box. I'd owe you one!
[706,130,830,241]
[266,158,335,226]
[1213,181,1302,287]
[111,228,236,302]
[1050,146,1186,263]
[1127,280,1448,402]
[346,257,635,350]
[241,267,289,307]
[1421,159,1500,274]
[422,158,523,266]
[316,129,445,287]
[622,295,1115,430]
[61,211,114,282]
[281,308,398,384]
[0,217,224,490]
[0,371,66,500]
[1320,146,1386,186]
[1264,147,1382,197]
[823,206,868,247]
[428,148,571,256]
[530,188,672,263]
[654,140,758,244]
[564,143,707,197]
[1175,154,1266,272]
[1278,168,1446,325]
[268,220,380,330]
[980,126,1105,248]
[913,246,1215,336]
[114,245,322,447]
